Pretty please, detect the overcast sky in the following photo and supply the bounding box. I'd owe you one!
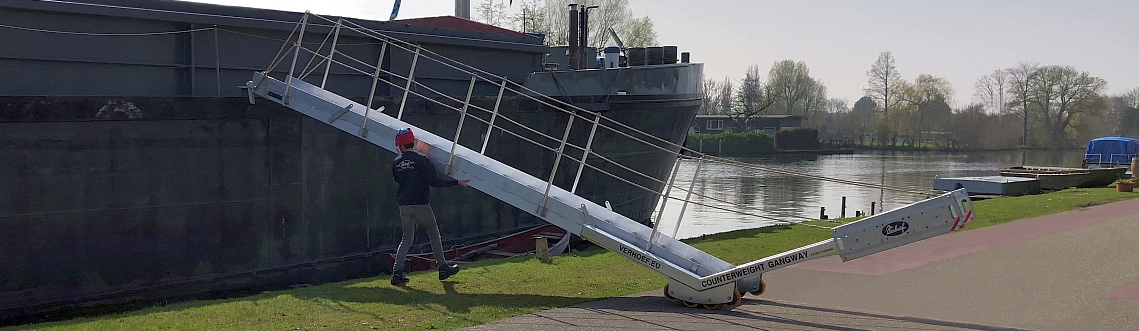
[190,0,1139,105]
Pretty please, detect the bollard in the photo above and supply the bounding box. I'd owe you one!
[871,202,876,215]
[820,207,827,220]
[535,236,551,264]
[841,197,847,219]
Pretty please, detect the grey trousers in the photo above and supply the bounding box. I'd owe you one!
[393,204,447,273]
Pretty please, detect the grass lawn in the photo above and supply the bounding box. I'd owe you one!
[8,188,1137,331]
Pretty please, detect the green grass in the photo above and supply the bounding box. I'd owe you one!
[8,188,1136,331]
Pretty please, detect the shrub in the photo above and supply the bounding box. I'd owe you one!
[774,128,820,150]
[686,131,775,155]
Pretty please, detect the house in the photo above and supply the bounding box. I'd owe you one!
[690,114,806,135]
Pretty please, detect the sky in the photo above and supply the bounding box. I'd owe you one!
[190,0,1139,106]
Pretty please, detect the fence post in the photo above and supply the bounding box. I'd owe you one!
[841,196,847,219]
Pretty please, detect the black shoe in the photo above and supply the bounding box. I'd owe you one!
[438,263,460,280]
[391,272,409,286]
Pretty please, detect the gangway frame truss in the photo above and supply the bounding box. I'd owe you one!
[246,12,979,309]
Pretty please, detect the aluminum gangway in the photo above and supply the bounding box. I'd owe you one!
[246,13,978,309]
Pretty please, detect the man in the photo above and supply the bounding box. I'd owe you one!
[390,128,469,286]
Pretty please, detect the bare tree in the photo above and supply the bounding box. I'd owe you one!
[1118,87,1139,109]
[824,98,850,139]
[1007,62,1039,146]
[865,51,904,144]
[474,0,509,27]
[974,69,1011,114]
[699,78,722,115]
[729,65,775,130]
[527,0,657,47]
[718,77,734,115]
[510,0,547,33]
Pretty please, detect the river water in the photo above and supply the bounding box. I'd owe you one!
[656,149,1087,239]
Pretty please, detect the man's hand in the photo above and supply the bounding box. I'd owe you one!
[458,179,470,187]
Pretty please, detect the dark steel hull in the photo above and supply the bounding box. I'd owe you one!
[0,0,700,320]
[0,93,697,319]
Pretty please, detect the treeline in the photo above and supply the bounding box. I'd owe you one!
[474,0,658,48]
[702,51,1139,150]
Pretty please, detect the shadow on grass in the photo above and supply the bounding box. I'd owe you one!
[310,281,590,314]
[681,225,805,243]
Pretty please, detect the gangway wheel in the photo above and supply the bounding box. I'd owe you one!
[663,284,679,303]
[749,279,767,296]
[724,289,743,308]
[681,300,700,308]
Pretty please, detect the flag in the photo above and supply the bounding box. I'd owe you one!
[389,0,401,21]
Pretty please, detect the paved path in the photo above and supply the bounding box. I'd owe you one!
[463,198,1139,331]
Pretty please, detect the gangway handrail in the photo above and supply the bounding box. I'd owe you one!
[258,13,930,229]
[266,12,933,198]
[246,11,981,306]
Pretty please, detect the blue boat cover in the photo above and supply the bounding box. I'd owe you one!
[1085,137,1139,164]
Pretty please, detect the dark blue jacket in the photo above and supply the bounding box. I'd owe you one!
[392,151,458,205]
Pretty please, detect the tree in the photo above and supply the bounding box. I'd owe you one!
[511,0,657,48]
[510,0,547,33]
[1028,65,1108,147]
[1110,88,1139,137]
[847,96,877,144]
[865,51,904,145]
[717,77,734,115]
[899,74,954,145]
[729,65,775,129]
[474,0,509,27]
[766,60,828,127]
[974,69,1011,114]
[621,16,657,47]
[699,78,722,115]
[823,98,850,139]
[1007,62,1039,146]
[1117,107,1139,138]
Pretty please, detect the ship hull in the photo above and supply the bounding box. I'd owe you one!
[0,94,697,319]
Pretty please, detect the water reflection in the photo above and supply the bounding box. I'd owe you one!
[657,149,1086,239]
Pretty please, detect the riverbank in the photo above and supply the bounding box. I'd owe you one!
[7,188,1137,331]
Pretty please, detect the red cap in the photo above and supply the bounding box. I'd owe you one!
[395,128,415,146]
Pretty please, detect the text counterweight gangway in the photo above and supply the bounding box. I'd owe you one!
[245,13,977,308]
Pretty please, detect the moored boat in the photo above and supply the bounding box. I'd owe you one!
[1000,166,1126,189]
